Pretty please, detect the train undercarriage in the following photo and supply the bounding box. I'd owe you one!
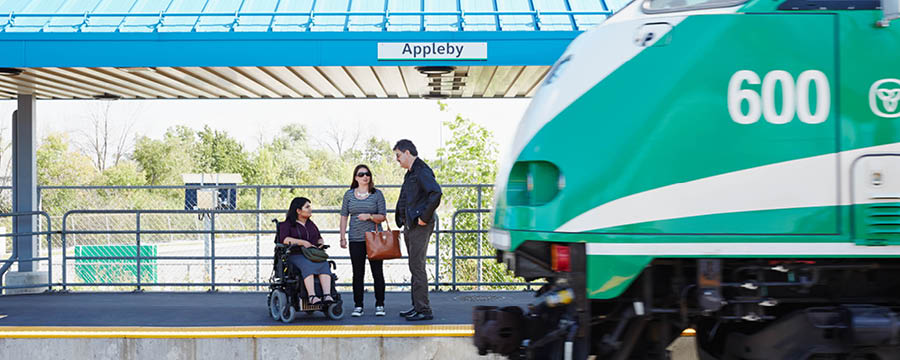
[474,242,900,360]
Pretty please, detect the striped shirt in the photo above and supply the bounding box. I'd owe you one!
[340,188,386,241]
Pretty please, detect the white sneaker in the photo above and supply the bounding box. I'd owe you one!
[351,307,364,317]
[375,306,386,316]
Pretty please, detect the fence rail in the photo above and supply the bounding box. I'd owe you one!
[1,184,535,293]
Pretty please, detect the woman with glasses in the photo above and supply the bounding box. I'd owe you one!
[339,164,387,317]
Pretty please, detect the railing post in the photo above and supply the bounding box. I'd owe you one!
[45,213,52,292]
[61,212,67,291]
[451,211,457,291]
[256,186,261,291]
[433,214,440,291]
[210,211,216,292]
[477,186,482,290]
[135,211,141,292]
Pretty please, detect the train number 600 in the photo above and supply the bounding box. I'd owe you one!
[727,70,830,125]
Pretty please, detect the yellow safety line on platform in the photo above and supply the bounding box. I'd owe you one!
[0,325,475,338]
[0,325,698,339]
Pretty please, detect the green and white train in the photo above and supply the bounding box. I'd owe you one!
[473,0,900,358]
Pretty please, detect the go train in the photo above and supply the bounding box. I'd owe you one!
[474,0,900,358]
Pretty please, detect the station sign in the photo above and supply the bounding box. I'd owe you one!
[377,42,487,60]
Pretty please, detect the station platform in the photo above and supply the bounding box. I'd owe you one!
[0,291,696,360]
[0,291,532,359]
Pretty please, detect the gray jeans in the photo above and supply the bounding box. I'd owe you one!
[404,220,434,313]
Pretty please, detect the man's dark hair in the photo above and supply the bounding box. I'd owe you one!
[393,139,418,156]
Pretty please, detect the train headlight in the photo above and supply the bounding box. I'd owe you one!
[490,228,511,251]
[508,161,563,206]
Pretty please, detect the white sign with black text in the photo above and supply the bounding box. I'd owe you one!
[377,42,487,60]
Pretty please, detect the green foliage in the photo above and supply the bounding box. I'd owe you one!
[195,125,256,182]
[431,102,520,289]
[132,126,196,186]
[97,160,145,187]
[37,133,100,215]
[34,110,521,289]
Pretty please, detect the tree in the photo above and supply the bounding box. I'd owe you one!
[78,102,139,172]
[431,102,512,288]
[37,133,100,215]
[38,133,99,186]
[132,126,196,185]
[319,121,362,158]
[97,160,145,187]
[361,136,393,164]
[195,125,255,181]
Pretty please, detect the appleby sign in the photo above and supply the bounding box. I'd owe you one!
[377,42,487,60]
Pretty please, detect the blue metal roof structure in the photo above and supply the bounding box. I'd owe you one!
[0,0,622,99]
[0,0,615,33]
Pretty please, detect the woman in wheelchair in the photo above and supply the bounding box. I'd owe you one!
[277,197,334,305]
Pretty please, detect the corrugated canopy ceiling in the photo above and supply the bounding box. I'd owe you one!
[0,0,621,99]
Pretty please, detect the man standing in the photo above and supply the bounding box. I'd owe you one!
[394,139,442,321]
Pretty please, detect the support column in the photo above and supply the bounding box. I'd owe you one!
[6,94,45,294]
[12,94,37,272]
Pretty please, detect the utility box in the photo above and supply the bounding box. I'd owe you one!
[183,173,243,210]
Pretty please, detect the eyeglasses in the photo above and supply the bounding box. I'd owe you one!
[356,172,371,177]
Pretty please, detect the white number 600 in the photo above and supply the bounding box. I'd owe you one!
[727,70,830,125]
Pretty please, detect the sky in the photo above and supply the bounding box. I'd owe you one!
[0,98,532,176]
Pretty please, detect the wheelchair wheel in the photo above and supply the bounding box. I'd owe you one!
[269,289,287,321]
[326,302,345,320]
[281,304,296,323]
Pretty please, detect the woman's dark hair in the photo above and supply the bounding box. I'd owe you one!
[350,164,376,194]
[285,197,311,223]
[393,139,418,156]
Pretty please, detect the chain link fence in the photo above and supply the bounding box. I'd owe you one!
[0,184,528,292]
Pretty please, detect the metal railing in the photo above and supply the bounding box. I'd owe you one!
[52,207,529,292]
[0,211,54,292]
[0,183,536,292]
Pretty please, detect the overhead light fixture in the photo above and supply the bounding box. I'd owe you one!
[118,67,157,73]
[416,66,455,76]
[0,68,23,76]
[423,91,449,99]
[93,93,122,100]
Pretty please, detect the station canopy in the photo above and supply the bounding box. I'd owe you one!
[0,0,614,100]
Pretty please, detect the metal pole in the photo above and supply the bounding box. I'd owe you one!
[61,213,67,291]
[45,213,52,292]
[210,212,216,292]
[451,211,457,291]
[255,186,261,291]
[135,212,141,292]
[434,213,440,291]
[343,0,353,31]
[492,0,500,31]
[477,186,482,290]
[562,0,577,30]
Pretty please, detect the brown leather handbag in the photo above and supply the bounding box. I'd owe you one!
[365,222,402,260]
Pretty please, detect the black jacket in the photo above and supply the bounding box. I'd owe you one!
[396,157,442,228]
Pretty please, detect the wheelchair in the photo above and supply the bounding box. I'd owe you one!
[267,223,344,322]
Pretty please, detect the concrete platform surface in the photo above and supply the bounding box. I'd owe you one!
[0,291,536,327]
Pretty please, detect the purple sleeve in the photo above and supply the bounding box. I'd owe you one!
[309,220,323,245]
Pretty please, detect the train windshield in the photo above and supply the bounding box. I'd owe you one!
[643,0,747,12]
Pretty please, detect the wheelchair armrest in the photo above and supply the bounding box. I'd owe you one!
[275,243,289,249]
